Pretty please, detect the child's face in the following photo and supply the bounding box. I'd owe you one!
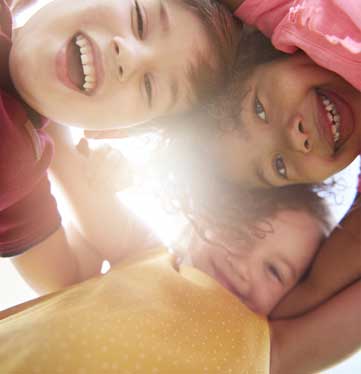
[10,0,214,129]
[213,54,361,188]
[189,209,323,315]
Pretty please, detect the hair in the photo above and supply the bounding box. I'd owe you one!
[179,0,243,104]
[141,31,332,246]
[122,0,243,136]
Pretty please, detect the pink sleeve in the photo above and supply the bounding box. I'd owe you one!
[235,0,361,91]
[235,0,293,39]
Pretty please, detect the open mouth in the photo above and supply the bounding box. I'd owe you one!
[316,89,341,151]
[66,33,98,94]
[315,88,354,154]
[318,92,341,144]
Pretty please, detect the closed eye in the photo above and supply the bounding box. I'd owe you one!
[267,263,283,284]
[273,154,288,180]
[134,0,145,39]
[144,74,153,107]
[255,96,267,122]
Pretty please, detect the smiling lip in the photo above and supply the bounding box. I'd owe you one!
[56,33,104,95]
[315,88,355,154]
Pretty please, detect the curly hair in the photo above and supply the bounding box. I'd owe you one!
[143,32,332,244]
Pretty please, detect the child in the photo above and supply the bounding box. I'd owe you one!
[0,0,241,261]
[220,0,361,90]
[0,190,330,373]
[177,206,330,316]
[199,33,360,372]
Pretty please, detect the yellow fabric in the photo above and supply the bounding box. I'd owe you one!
[0,249,270,373]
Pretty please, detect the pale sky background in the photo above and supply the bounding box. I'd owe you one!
[1,1,360,372]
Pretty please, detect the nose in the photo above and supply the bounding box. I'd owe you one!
[288,116,312,153]
[227,255,251,296]
[112,36,149,82]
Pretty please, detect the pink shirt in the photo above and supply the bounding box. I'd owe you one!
[235,0,361,91]
[0,0,61,256]
[235,0,361,192]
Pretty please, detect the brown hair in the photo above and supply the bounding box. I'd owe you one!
[143,32,331,244]
[180,0,243,104]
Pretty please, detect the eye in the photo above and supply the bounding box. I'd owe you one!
[144,74,153,107]
[267,263,283,284]
[255,96,267,122]
[274,154,287,179]
[134,0,144,39]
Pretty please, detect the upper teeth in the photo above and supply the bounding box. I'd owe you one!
[75,34,97,92]
[320,94,341,143]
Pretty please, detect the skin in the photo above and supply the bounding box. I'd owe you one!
[188,209,324,315]
[271,195,361,319]
[10,0,215,129]
[213,54,361,188]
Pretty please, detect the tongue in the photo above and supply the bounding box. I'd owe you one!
[67,40,84,90]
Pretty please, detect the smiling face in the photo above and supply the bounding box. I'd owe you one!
[213,54,361,188]
[189,209,323,315]
[10,0,216,129]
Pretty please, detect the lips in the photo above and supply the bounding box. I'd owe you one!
[56,32,104,95]
[315,88,355,153]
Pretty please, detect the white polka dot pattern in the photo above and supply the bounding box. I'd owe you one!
[0,249,270,373]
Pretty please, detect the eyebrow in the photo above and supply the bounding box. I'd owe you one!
[159,0,170,35]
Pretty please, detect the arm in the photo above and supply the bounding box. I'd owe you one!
[271,195,361,319]
[11,223,103,295]
[48,123,159,265]
[270,279,361,374]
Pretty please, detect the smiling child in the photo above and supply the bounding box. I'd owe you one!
[0,0,241,260]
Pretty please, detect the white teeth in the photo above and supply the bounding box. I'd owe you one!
[322,98,330,105]
[326,104,333,111]
[83,64,95,75]
[319,93,341,145]
[83,82,95,90]
[80,54,92,65]
[74,33,97,92]
[85,75,95,83]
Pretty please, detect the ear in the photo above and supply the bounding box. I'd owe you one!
[83,129,130,139]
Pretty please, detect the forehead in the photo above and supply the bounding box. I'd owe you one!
[259,209,322,259]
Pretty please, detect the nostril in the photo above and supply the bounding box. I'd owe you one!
[114,42,120,55]
[304,139,310,150]
[118,66,123,77]
[298,122,304,133]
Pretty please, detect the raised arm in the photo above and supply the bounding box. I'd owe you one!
[270,279,361,374]
[271,195,361,319]
[11,223,103,294]
[47,123,159,265]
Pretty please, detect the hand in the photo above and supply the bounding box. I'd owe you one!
[76,138,133,193]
